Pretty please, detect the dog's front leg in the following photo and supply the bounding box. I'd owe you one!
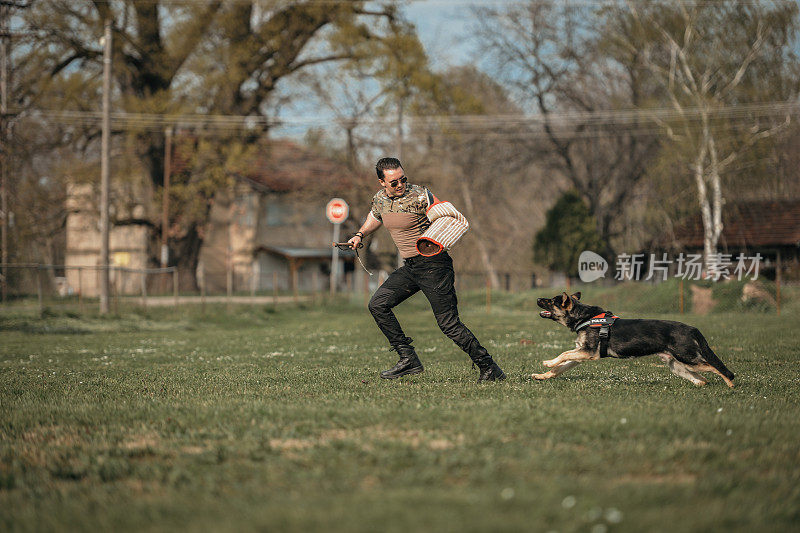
[542,349,578,368]
[532,361,581,380]
[543,349,597,367]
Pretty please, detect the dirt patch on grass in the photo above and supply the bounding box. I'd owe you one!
[612,472,697,486]
[6,426,91,469]
[428,439,456,450]
[120,433,160,452]
[323,426,464,451]
[268,427,465,453]
[9,447,47,469]
[20,425,87,447]
[14,425,163,455]
[180,445,208,455]
[360,475,380,489]
[672,438,714,450]
[268,438,316,451]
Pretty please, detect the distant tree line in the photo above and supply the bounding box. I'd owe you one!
[2,0,799,288]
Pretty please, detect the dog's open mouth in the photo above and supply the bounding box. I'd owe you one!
[539,310,552,319]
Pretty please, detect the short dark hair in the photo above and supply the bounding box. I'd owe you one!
[375,157,403,181]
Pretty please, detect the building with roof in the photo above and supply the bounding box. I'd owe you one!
[198,143,365,294]
[668,199,800,280]
[65,138,371,296]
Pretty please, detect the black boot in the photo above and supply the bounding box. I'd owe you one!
[475,357,506,382]
[380,345,424,379]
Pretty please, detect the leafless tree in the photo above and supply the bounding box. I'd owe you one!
[619,0,798,266]
[413,66,547,287]
[474,1,661,259]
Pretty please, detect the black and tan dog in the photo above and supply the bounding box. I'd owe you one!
[534,292,735,388]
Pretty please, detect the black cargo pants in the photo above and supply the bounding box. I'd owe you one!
[368,252,492,364]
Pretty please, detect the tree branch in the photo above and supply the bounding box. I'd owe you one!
[718,20,765,98]
[166,0,223,79]
[289,53,352,73]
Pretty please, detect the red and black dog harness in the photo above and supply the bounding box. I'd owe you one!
[575,312,619,357]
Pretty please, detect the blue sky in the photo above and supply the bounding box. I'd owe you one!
[271,1,485,138]
[403,0,477,68]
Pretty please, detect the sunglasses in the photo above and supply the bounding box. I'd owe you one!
[385,176,408,188]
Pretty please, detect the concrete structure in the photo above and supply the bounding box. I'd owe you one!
[65,139,368,296]
[64,182,151,297]
[197,141,363,294]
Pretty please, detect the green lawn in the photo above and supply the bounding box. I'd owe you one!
[1,292,799,532]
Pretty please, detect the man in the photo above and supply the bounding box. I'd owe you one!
[348,157,506,382]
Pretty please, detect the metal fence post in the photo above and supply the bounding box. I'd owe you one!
[292,267,298,304]
[37,265,43,316]
[273,271,278,308]
[141,270,147,311]
[173,268,179,307]
[201,265,206,315]
[78,267,84,314]
[227,261,233,309]
[113,268,119,314]
[776,249,782,316]
[485,275,491,313]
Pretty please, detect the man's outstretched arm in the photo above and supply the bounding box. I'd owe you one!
[347,212,382,248]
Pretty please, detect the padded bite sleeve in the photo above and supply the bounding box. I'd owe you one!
[415,201,469,256]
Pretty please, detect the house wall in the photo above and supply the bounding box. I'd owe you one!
[198,184,271,293]
[255,193,333,248]
[64,182,149,297]
[253,253,329,292]
[200,186,349,294]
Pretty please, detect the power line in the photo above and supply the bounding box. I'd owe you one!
[15,101,799,135]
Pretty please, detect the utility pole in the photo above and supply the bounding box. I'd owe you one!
[396,98,404,269]
[0,2,10,302]
[161,127,172,268]
[99,19,112,314]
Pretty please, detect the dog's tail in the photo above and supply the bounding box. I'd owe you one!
[694,330,735,381]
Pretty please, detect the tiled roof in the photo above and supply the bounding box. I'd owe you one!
[241,139,358,193]
[172,136,365,193]
[672,200,800,248]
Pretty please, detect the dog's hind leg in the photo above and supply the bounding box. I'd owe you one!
[694,363,735,389]
[660,354,707,386]
[532,361,581,381]
[692,332,735,388]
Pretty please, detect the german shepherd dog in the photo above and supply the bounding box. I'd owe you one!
[535,292,735,387]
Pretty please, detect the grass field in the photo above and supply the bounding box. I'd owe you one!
[2,289,800,532]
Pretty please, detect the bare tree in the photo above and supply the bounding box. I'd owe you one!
[474,1,661,259]
[414,66,544,287]
[619,1,798,266]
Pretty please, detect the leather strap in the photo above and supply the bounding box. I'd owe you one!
[575,312,619,358]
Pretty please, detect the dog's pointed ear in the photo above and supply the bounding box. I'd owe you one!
[561,292,572,310]
[572,291,581,301]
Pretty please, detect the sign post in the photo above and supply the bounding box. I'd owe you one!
[326,198,349,294]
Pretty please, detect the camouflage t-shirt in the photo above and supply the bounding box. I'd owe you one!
[370,184,435,258]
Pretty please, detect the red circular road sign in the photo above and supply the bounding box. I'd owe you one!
[326,198,349,224]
